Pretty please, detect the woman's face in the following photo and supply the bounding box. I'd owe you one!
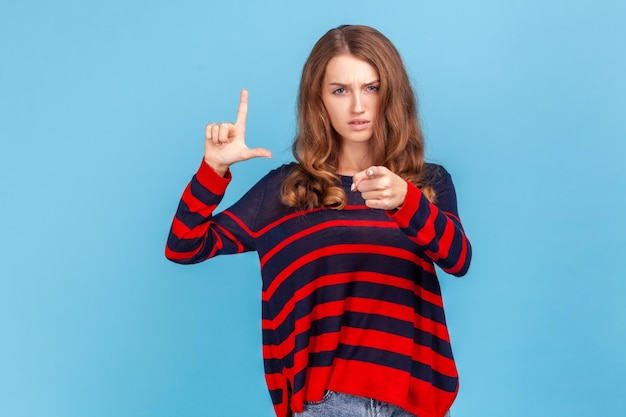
[321,54,380,146]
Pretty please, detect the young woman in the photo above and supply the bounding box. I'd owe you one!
[166,25,471,417]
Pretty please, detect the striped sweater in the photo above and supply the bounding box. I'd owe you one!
[165,160,471,417]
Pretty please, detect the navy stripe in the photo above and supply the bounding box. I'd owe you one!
[267,336,454,393]
[292,365,312,396]
[263,310,453,373]
[268,388,283,405]
[264,280,446,336]
[264,253,441,310]
[307,344,457,393]
[261,224,425,274]
[414,327,453,360]
[410,360,458,393]
[175,200,208,230]
[306,311,452,359]
[166,233,206,255]
[335,343,410,370]
[264,357,285,375]
[190,177,223,204]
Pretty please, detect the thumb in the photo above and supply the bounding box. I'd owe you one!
[243,147,273,160]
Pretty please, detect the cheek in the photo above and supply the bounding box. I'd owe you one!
[324,102,342,125]
[321,101,339,132]
[367,95,380,111]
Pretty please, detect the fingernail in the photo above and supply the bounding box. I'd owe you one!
[350,183,356,192]
[367,169,373,176]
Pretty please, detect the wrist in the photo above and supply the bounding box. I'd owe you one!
[203,157,229,177]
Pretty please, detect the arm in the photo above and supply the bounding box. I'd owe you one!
[386,168,471,276]
[165,160,250,263]
[165,89,272,264]
[351,165,472,277]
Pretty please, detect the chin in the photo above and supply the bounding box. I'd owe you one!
[339,132,373,143]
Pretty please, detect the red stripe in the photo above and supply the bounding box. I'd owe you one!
[292,301,449,355]
[414,207,438,245]
[170,216,210,240]
[262,244,434,302]
[338,327,411,355]
[170,216,191,238]
[221,207,322,239]
[391,182,422,228]
[194,160,231,195]
[264,299,450,365]
[264,371,287,391]
[222,205,372,239]
[444,211,461,223]
[414,312,450,343]
[444,234,468,275]
[264,372,291,417]
[424,219,454,261]
[263,271,441,332]
[314,327,456,376]
[299,366,333,410]
[294,345,451,416]
[260,219,398,267]
[213,223,244,253]
[411,341,457,376]
[181,184,216,216]
[329,358,412,403]
[408,377,458,417]
[439,220,455,259]
[164,242,202,260]
[166,224,223,261]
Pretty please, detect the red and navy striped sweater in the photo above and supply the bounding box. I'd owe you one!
[165,160,471,417]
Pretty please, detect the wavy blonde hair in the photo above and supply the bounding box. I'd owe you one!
[281,25,434,209]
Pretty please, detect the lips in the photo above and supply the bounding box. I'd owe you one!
[348,119,370,131]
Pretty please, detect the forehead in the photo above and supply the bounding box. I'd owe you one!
[323,54,379,82]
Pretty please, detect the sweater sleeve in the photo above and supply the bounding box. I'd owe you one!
[387,166,472,277]
[165,160,259,264]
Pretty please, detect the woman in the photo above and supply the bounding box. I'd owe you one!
[166,25,471,417]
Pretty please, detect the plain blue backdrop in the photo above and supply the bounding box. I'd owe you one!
[1,1,625,416]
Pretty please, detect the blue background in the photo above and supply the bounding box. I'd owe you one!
[1,1,625,416]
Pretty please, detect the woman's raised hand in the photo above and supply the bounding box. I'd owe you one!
[204,89,273,176]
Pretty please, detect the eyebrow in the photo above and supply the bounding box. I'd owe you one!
[327,80,380,87]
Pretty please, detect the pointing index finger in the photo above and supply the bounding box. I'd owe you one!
[236,88,248,127]
[351,166,377,192]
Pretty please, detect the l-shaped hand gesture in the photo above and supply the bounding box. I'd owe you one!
[204,89,272,176]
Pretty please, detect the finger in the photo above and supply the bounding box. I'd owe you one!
[360,190,378,201]
[211,124,221,144]
[351,166,378,192]
[351,171,368,191]
[361,187,392,201]
[205,123,216,141]
[365,166,379,178]
[241,147,273,161]
[235,88,248,129]
[218,123,233,143]
[364,199,383,210]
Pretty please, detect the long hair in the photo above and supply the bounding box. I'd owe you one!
[281,25,434,210]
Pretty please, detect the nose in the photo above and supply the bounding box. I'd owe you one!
[351,92,364,113]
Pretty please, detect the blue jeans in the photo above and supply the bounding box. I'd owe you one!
[294,391,451,417]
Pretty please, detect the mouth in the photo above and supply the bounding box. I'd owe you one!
[348,119,370,131]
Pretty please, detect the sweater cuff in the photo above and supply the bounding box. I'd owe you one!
[195,159,232,195]
[386,180,422,229]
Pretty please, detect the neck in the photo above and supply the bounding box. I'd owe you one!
[337,142,372,176]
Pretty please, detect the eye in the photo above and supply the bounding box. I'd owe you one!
[332,87,346,95]
[366,84,380,92]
